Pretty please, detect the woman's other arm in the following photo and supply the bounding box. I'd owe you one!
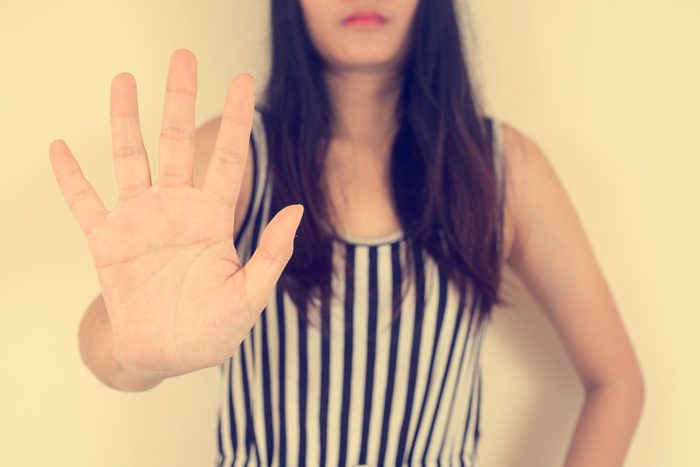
[502,122,645,467]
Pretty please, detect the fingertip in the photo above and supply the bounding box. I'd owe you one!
[234,73,255,90]
[290,204,304,232]
[49,139,68,161]
[49,139,63,153]
[112,72,135,87]
[173,48,196,63]
[48,141,59,166]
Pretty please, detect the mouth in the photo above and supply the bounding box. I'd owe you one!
[342,10,389,28]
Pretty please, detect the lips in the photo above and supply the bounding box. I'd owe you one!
[342,10,389,26]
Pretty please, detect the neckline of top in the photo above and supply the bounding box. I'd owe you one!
[332,228,406,247]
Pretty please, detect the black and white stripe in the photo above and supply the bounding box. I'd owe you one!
[214,110,503,466]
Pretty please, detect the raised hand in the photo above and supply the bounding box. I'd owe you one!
[49,49,303,380]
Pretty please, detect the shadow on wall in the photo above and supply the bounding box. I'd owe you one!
[479,266,585,467]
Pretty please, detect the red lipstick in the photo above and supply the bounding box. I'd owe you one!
[342,10,389,27]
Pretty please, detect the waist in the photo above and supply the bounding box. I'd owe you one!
[217,452,479,466]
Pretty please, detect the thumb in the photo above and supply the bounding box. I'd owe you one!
[242,204,304,311]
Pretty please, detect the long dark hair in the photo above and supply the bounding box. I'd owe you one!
[259,0,507,332]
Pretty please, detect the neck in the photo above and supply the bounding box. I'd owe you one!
[324,66,402,153]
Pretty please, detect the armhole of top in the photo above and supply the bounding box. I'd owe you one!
[233,108,269,253]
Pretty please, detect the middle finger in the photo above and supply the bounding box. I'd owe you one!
[157,49,198,187]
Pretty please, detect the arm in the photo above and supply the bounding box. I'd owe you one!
[79,294,166,392]
[501,122,645,467]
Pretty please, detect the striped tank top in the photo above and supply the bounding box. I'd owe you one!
[214,110,506,467]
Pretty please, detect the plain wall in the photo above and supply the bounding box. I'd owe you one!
[1,0,697,466]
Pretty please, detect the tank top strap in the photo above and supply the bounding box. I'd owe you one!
[490,117,506,211]
[486,115,506,252]
[233,107,272,262]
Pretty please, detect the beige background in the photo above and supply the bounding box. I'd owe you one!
[1,0,698,466]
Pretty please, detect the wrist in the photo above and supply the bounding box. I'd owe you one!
[110,347,171,392]
[107,333,176,391]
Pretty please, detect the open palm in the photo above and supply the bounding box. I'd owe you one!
[48,49,303,379]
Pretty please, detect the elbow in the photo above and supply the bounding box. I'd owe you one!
[625,364,646,411]
[632,371,646,411]
[586,369,645,413]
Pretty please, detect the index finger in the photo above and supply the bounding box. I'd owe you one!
[200,73,255,207]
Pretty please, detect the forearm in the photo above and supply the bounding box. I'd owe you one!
[78,296,166,392]
[562,382,644,467]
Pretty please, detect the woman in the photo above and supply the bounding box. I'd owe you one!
[49,0,644,466]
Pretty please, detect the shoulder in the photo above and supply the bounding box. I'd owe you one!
[498,119,550,198]
[194,112,258,239]
[495,119,580,274]
[193,116,221,187]
[499,120,549,176]
[490,118,557,263]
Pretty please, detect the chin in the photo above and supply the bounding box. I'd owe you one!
[328,49,403,71]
